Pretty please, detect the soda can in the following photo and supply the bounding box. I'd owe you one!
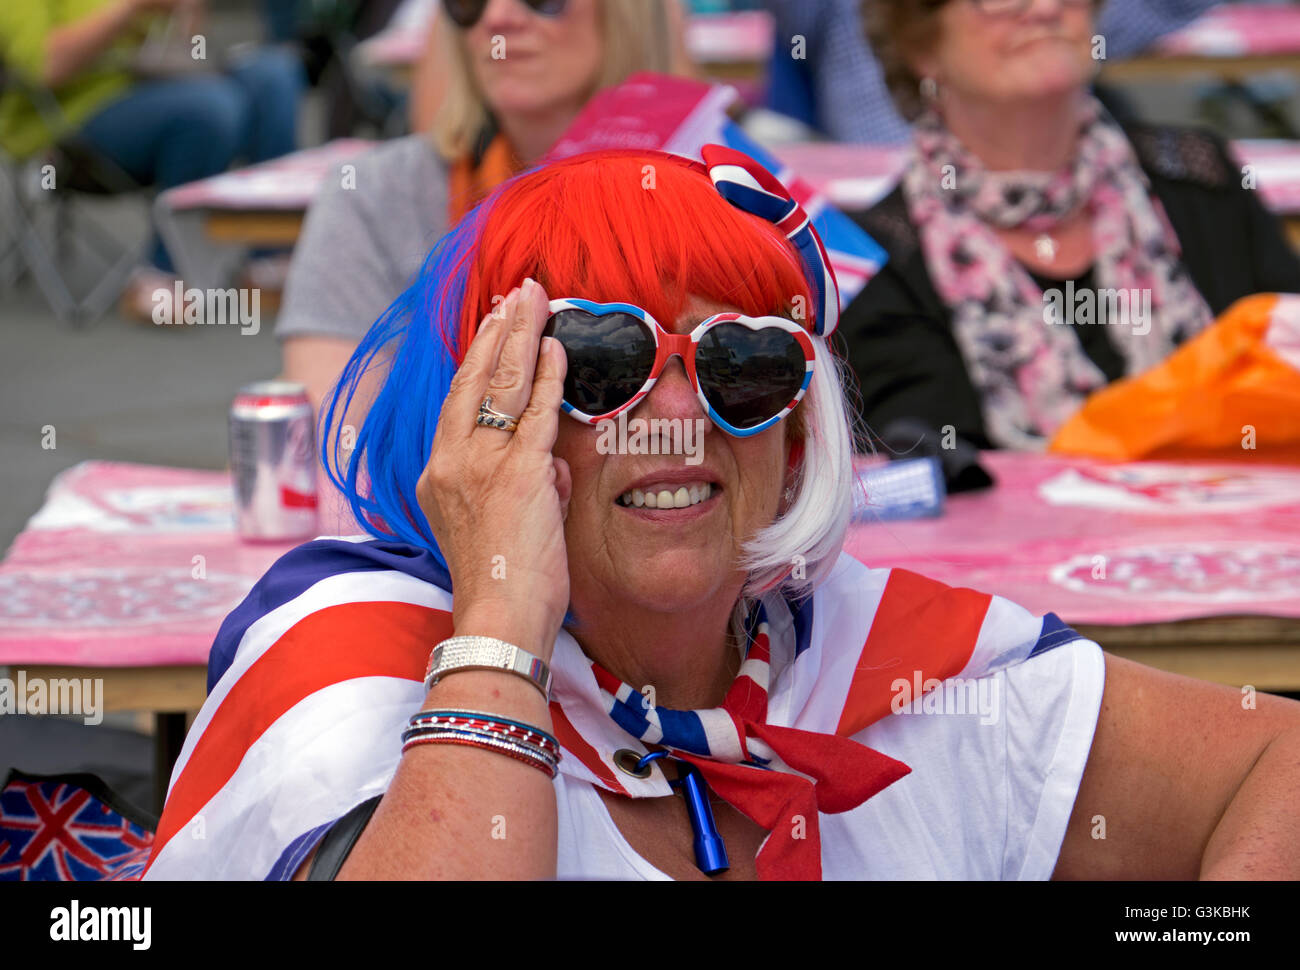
[229,380,319,540]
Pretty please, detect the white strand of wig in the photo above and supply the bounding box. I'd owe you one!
[733,338,860,635]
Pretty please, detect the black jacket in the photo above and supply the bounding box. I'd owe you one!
[838,125,1300,450]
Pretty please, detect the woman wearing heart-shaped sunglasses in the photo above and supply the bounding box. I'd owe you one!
[146,148,1300,883]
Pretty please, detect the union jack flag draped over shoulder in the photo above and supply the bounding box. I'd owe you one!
[141,537,1089,881]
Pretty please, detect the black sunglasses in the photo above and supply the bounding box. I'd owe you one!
[443,0,568,29]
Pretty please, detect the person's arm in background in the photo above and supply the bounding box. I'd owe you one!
[276,164,416,401]
[813,0,911,144]
[279,301,375,538]
[283,337,361,419]
[761,0,911,144]
[40,0,185,88]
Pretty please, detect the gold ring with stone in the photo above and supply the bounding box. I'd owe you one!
[476,395,520,433]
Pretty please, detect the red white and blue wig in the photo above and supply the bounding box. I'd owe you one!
[321,148,857,602]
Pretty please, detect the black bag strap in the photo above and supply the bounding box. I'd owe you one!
[307,795,383,880]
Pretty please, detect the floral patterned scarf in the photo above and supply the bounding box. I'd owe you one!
[903,96,1214,450]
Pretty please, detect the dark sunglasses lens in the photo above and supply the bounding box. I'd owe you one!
[544,310,656,417]
[444,0,565,26]
[443,0,486,28]
[696,324,807,430]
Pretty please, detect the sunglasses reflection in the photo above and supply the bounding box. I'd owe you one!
[545,300,815,436]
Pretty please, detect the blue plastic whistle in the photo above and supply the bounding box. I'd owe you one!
[638,751,729,876]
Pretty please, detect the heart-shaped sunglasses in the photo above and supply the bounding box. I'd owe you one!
[543,299,816,437]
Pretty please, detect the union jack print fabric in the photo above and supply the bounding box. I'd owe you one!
[141,537,1088,880]
[0,770,154,881]
[703,144,841,336]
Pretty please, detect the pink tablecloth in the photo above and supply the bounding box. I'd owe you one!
[684,10,773,65]
[847,452,1300,627]
[0,463,299,668]
[4,455,1299,670]
[161,139,376,212]
[1159,3,1300,57]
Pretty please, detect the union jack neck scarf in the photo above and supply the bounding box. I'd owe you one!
[549,600,910,880]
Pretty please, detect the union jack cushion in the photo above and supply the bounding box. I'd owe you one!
[0,769,154,880]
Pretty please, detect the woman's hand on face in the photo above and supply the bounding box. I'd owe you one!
[417,278,572,661]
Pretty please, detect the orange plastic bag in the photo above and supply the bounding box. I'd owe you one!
[1049,294,1300,462]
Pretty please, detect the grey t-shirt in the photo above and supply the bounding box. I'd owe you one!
[276,135,450,342]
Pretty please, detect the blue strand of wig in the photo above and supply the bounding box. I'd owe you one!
[319,198,495,570]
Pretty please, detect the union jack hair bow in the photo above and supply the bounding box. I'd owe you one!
[702,144,841,337]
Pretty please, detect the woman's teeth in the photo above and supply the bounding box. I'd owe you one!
[618,483,714,509]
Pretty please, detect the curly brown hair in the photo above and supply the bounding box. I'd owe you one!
[862,0,1106,121]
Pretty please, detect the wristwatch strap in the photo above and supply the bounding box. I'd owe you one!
[424,636,552,699]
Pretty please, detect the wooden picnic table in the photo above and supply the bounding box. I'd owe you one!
[154,138,376,291]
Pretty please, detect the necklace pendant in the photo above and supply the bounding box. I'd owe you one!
[1034,233,1058,262]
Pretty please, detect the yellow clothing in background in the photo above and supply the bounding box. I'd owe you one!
[0,0,147,158]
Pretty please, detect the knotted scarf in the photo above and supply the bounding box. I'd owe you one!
[549,600,910,880]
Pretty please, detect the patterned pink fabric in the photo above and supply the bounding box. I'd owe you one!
[903,96,1214,450]
[847,451,1300,626]
[0,462,297,667]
